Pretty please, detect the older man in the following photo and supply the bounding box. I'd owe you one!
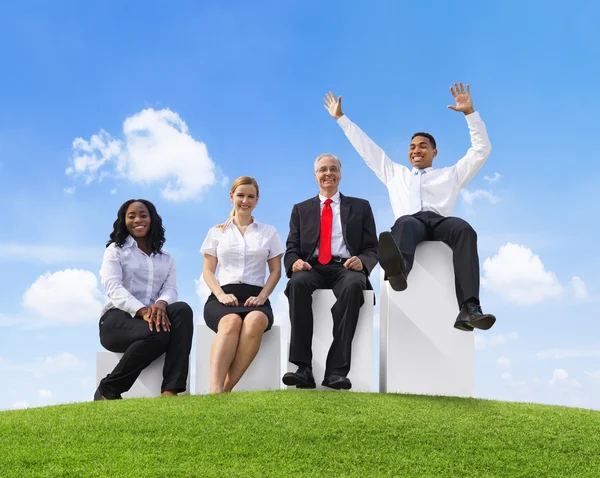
[282,153,378,390]
[325,83,496,332]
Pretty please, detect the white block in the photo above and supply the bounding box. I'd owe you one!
[287,290,375,392]
[96,352,191,398]
[380,242,474,397]
[195,324,281,394]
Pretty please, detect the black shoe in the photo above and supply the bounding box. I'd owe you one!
[94,387,122,401]
[322,374,352,390]
[282,366,316,389]
[378,232,408,291]
[455,302,496,331]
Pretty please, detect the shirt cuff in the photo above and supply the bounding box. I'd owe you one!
[337,115,351,128]
[157,292,177,306]
[125,298,147,317]
[465,111,482,126]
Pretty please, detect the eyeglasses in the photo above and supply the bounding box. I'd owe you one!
[316,166,340,174]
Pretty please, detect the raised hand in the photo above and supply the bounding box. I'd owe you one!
[447,82,475,115]
[324,91,344,120]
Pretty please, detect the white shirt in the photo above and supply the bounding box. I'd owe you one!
[100,236,178,317]
[338,112,492,219]
[201,219,284,288]
[314,191,352,259]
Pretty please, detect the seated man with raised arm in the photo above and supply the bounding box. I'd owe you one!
[325,83,496,332]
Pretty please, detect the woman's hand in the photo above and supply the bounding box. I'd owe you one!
[217,293,239,307]
[143,301,171,332]
[244,295,267,307]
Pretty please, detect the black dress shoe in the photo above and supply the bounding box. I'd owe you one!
[455,302,496,331]
[282,366,316,389]
[378,232,408,291]
[94,387,122,401]
[322,374,352,390]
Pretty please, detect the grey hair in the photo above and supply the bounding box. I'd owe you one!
[314,153,342,172]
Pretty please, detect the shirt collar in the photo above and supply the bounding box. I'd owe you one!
[411,167,433,175]
[225,217,259,230]
[124,235,137,248]
[319,191,340,204]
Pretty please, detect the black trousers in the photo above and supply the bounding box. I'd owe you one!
[98,302,194,398]
[390,211,479,307]
[285,262,367,376]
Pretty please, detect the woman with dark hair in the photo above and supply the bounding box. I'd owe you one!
[202,176,284,393]
[95,199,194,400]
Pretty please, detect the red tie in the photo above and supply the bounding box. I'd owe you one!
[318,198,333,265]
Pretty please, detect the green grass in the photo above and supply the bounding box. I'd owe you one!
[1,391,599,477]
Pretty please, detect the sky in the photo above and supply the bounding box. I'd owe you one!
[1,0,599,411]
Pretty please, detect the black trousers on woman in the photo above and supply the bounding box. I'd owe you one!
[98,302,194,398]
[391,210,480,307]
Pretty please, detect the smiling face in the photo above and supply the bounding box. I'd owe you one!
[314,155,341,197]
[125,201,151,238]
[230,183,258,217]
[408,135,437,169]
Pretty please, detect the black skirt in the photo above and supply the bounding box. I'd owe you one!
[204,283,274,333]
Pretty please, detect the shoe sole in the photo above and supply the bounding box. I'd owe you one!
[454,322,474,332]
[470,315,496,331]
[379,232,407,291]
[322,381,352,390]
[282,375,316,389]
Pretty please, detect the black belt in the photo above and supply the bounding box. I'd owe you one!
[310,256,349,264]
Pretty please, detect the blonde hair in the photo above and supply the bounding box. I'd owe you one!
[216,176,260,231]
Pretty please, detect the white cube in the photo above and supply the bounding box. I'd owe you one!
[286,290,375,392]
[96,352,190,398]
[195,324,281,394]
[380,242,474,397]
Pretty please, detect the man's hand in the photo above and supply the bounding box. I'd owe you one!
[217,293,239,307]
[292,259,312,273]
[244,295,267,307]
[343,256,363,271]
[447,82,475,115]
[324,92,344,120]
[145,301,171,332]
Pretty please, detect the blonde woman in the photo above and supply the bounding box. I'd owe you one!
[201,176,284,393]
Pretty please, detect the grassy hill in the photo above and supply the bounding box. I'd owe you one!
[1,391,599,477]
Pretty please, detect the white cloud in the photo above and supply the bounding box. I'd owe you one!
[585,371,600,380]
[0,352,85,378]
[484,172,502,183]
[474,332,519,350]
[570,276,588,300]
[194,275,212,308]
[537,346,600,359]
[110,188,117,195]
[22,269,104,326]
[66,108,218,201]
[272,290,289,327]
[11,401,30,410]
[482,243,562,305]
[548,368,582,388]
[0,243,100,265]
[497,356,511,368]
[460,188,499,205]
[63,186,76,195]
[38,389,53,400]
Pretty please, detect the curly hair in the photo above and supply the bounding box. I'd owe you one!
[107,199,166,254]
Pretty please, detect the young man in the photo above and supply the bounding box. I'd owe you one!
[325,83,496,332]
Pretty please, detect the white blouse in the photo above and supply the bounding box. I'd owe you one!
[100,235,178,317]
[201,219,284,288]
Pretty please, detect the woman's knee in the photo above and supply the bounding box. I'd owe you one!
[244,313,268,336]
[217,314,243,336]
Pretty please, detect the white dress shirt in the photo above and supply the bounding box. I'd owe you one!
[201,219,284,288]
[314,191,352,259]
[337,112,492,219]
[100,236,178,317]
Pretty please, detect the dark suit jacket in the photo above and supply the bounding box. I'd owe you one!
[284,193,378,286]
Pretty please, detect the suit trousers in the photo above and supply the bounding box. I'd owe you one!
[390,210,479,307]
[98,302,194,397]
[285,262,367,376]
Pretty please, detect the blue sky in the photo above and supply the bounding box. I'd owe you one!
[1,0,599,410]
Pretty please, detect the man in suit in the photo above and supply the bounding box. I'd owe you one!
[324,82,496,332]
[282,153,378,390]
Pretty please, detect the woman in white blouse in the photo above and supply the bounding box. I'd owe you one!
[96,199,194,400]
[201,176,284,394]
